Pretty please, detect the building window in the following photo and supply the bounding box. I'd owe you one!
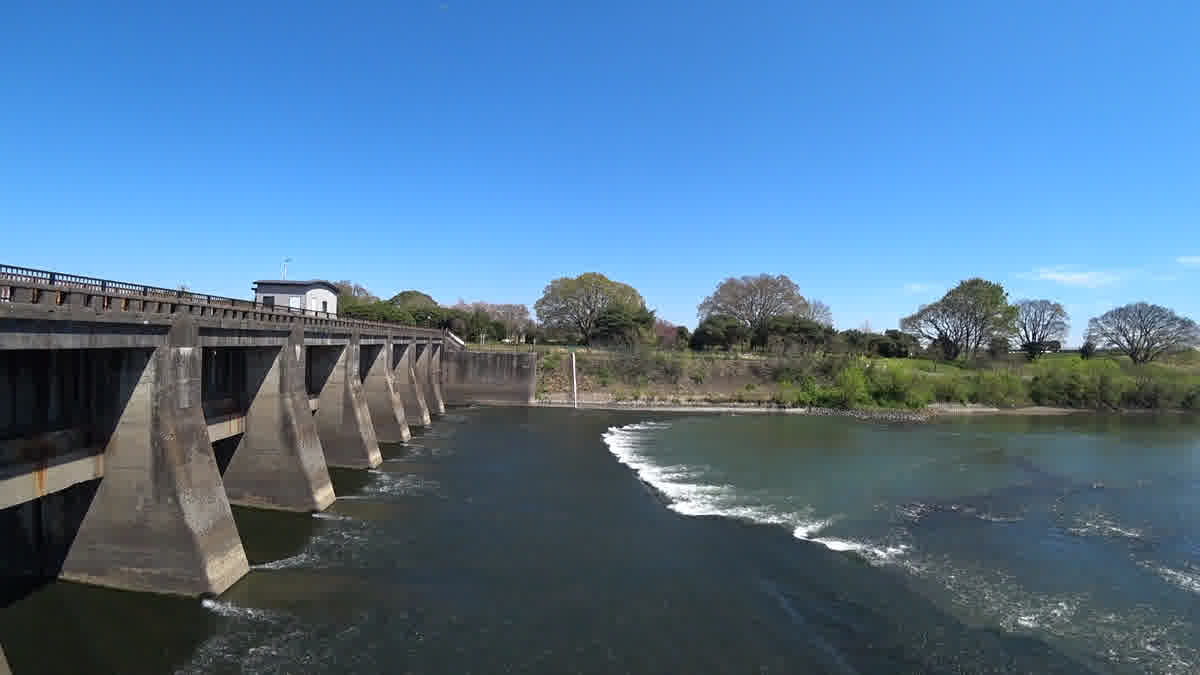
[322,301,328,312]
[262,296,274,307]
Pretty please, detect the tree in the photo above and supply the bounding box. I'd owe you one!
[1079,341,1096,359]
[801,300,834,327]
[1014,299,1069,360]
[1085,302,1200,364]
[593,305,655,348]
[334,280,379,302]
[765,315,834,354]
[674,325,691,349]
[534,273,645,345]
[988,336,1011,360]
[900,278,1016,361]
[697,274,809,339]
[690,315,750,351]
[389,290,438,309]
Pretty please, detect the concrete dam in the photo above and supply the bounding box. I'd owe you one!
[0,265,536,671]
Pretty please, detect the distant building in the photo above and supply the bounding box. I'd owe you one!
[252,280,338,315]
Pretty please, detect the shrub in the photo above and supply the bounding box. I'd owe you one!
[933,376,971,404]
[834,365,870,408]
[969,370,1025,407]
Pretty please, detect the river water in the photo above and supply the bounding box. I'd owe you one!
[1,408,1196,673]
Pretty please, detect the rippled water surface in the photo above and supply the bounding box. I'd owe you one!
[1,408,1196,674]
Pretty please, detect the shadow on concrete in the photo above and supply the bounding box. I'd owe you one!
[327,466,373,496]
[305,345,341,397]
[229,505,317,566]
[0,348,153,610]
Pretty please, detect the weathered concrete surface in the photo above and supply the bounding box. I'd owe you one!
[442,351,537,405]
[362,341,411,443]
[58,318,250,596]
[426,342,446,415]
[0,642,9,675]
[220,326,335,512]
[310,337,382,468]
[393,341,430,427]
[413,342,442,419]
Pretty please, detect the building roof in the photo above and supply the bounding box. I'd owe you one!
[252,279,340,293]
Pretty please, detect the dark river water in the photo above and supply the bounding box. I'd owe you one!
[1,408,1197,673]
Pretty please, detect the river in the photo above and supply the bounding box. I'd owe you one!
[1,407,1196,673]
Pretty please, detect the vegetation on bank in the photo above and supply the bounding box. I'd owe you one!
[331,270,1198,413]
[534,348,1200,411]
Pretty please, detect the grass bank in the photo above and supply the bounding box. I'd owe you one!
[532,348,1200,412]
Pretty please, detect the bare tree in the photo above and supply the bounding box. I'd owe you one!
[802,299,834,327]
[697,274,808,334]
[333,280,379,302]
[1014,299,1069,359]
[1085,302,1199,364]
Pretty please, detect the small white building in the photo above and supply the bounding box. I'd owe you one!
[252,280,338,315]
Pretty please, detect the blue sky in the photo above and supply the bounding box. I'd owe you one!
[3,1,1198,346]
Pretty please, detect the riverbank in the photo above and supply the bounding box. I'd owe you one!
[530,394,1150,423]
[535,349,1200,413]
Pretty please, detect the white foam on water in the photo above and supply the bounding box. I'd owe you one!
[251,552,318,571]
[312,511,353,521]
[601,420,1198,672]
[603,421,905,565]
[1151,565,1200,595]
[1067,511,1144,540]
[200,598,282,621]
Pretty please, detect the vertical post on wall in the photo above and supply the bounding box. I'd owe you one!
[571,351,578,409]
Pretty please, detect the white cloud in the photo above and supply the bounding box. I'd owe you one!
[1177,256,1200,265]
[1018,266,1120,288]
[902,282,933,294]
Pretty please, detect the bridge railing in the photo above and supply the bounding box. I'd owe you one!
[0,263,452,340]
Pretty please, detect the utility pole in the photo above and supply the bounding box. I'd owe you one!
[281,257,292,280]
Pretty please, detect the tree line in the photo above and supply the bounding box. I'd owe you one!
[336,272,1199,365]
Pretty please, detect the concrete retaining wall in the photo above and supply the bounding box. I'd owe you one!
[442,351,537,405]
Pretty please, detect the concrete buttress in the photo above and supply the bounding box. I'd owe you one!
[426,341,446,415]
[221,326,336,511]
[413,341,441,419]
[311,333,382,468]
[362,340,411,443]
[394,340,430,427]
[0,643,10,675]
[58,316,250,596]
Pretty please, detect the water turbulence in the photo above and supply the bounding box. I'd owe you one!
[601,415,1200,673]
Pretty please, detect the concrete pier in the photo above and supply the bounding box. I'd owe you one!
[310,335,381,469]
[58,319,250,596]
[427,342,446,415]
[0,264,481,600]
[361,340,411,443]
[0,643,9,675]
[220,326,335,512]
[414,341,441,419]
[394,339,431,427]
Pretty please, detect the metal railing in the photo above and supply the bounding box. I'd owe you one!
[0,263,450,339]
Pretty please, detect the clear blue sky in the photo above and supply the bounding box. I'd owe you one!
[4,1,1198,346]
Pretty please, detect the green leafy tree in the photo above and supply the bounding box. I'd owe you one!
[697,274,814,343]
[690,315,749,351]
[389,290,438,309]
[534,273,646,345]
[1079,341,1096,359]
[901,278,1016,361]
